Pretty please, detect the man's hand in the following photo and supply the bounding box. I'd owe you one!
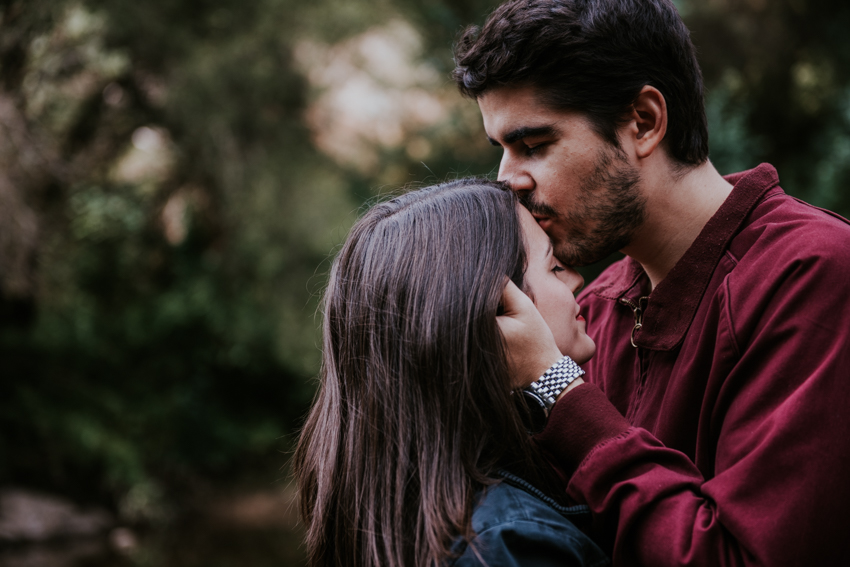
[498,279,564,389]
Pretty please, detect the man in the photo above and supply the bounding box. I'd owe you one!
[453,0,850,565]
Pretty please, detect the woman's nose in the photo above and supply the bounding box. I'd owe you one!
[566,267,585,294]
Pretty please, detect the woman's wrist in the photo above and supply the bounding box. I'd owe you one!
[532,347,567,386]
[558,377,585,401]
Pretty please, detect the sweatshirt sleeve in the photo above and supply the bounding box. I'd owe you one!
[535,238,850,566]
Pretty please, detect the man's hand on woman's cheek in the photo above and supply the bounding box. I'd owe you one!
[497,279,564,389]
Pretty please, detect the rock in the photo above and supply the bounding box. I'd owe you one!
[109,526,138,553]
[0,488,113,542]
[205,485,301,529]
[0,539,107,567]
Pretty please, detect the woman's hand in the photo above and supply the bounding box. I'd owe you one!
[498,280,565,389]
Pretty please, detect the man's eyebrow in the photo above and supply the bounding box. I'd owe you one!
[503,125,558,145]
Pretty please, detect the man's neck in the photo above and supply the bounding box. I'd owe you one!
[624,160,734,290]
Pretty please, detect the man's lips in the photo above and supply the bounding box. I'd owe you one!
[533,214,552,230]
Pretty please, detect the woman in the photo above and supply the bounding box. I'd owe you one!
[293,178,607,567]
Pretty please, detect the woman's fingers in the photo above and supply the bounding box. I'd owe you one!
[500,279,534,315]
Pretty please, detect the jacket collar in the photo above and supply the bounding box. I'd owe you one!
[589,163,781,351]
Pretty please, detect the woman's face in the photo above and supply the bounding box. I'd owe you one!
[517,205,597,365]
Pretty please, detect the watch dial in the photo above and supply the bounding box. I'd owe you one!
[515,389,549,434]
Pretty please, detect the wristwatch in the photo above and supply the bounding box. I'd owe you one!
[518,355,585,433]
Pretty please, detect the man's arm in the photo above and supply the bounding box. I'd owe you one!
[499,256,850,566]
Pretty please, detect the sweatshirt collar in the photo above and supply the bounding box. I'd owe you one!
[589,163,781,350]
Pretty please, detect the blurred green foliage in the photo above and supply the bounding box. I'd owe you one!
[1,0,849,516]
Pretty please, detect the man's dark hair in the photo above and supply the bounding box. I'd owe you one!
[453,0,709,166]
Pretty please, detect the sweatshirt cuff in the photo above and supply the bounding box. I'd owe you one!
[533,383,630,471]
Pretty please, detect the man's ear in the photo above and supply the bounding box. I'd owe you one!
[624,85,668,160]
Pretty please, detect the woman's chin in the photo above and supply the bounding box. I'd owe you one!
[567,338,596,366]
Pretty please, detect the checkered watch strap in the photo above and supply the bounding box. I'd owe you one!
[527,355,585,406]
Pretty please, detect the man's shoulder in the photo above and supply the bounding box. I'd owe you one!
[744,189,850,239]
[730,191,850,272]
[703,191,850,341]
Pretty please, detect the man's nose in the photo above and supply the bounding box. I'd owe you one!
[497,153,534,193]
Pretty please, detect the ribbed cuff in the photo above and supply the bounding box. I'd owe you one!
[533,383,630,472]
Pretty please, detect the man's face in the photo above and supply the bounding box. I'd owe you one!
[479,86,646,267]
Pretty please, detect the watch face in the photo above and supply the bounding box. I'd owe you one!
[516,389,549,434]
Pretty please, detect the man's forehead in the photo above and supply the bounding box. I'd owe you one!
[479,86,548,122]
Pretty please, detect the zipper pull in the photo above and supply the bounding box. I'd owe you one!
[620,297,648,348]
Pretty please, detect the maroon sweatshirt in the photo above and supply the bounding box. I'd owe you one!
[536,164,850,566]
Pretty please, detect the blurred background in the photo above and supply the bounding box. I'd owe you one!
[1,0,849,565]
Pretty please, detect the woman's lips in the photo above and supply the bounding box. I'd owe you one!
[577,314,585,322]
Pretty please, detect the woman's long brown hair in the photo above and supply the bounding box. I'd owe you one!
[293,179,560,567]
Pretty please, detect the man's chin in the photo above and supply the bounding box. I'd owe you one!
[555,245,615,267]
[556,234,631,267]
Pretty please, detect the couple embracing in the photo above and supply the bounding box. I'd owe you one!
[295,1,850,566]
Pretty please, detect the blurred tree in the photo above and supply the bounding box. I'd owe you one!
[685,0,850,214]
[0,0,364,508]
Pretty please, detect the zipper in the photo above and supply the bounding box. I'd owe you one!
[620,296,649,348]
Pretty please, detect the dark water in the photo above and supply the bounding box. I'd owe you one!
[0,488,307,567]
[0,523,306,567]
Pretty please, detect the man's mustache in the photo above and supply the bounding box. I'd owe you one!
[517,192,559,219]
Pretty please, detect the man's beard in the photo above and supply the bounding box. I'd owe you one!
[520,146,646,267]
